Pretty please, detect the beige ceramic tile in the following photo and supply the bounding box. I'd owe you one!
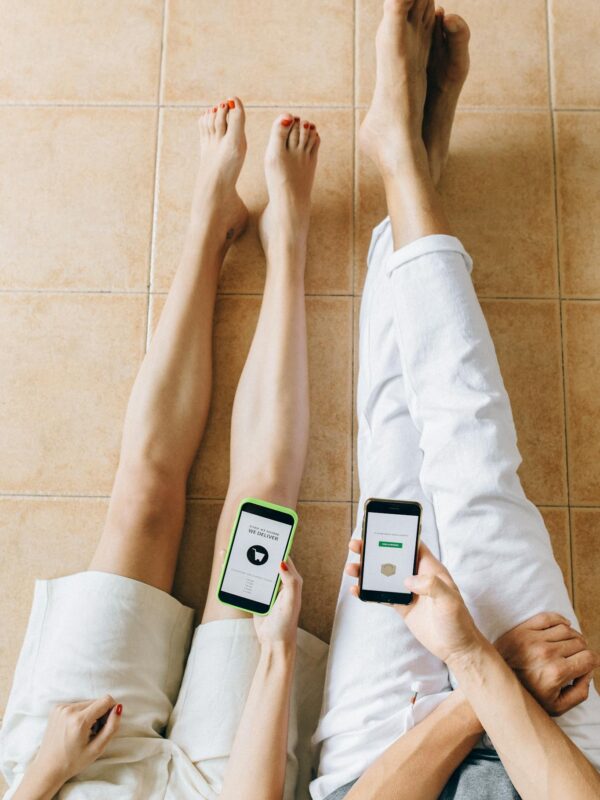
[0,108,157,291]
[550,0,600,109]
[154,108,353,295]
[571,509,600,690]
[563,302,600,505]
[150,294,353,502]
[440,112,558,297]
[0,293,146,494]
[539,506,572,598]
[482,301,567,506]
[0,1,163,103]
[355,111,558,297]
[555,113,600,297]
[357,0,549,108]
[163,0,353,105]
[0,497,107,714]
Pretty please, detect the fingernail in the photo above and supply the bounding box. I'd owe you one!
[116,704,123,716]
[227,99,235,109]
[310,124,316,130]
[280,561,289,571]
[281,118,292,127]
[303,122,309,129]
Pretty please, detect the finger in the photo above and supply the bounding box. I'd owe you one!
[541,623,584,643]
[404,573,453,600]
[83,694,117,727]
[280,557,301,583]
[552,673,594,717]
[89,703,122,755]
[560,650,600,685]
[348,539,362,554]
[350,585,359,598]
[525,611,571,631]
[345,562,360,578]
[553,637,589,659]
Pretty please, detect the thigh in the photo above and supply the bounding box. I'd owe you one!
[90,460,187,593]
[0,572,193,784]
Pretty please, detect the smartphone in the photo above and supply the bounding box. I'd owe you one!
[217,497,298,615]
[358,498,422,605]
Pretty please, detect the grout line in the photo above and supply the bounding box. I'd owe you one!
[144,0,169,351]
[545,0,575,601]
[0,492,355,505]
[350,0,358,518]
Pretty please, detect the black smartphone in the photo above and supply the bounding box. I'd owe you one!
[217,498,298,615]
[358,498,422,605]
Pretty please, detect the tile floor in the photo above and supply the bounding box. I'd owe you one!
[1,0,599,733]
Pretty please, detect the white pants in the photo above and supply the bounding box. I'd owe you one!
[310,222,600,800]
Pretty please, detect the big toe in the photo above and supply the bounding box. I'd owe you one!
[269,113,294,150]
[225,96,246,138]
[444,13,470,48]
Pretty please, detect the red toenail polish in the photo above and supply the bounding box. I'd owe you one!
[281,118,292,127]
[310,124,315,130]
[220,103,226,108]
[228,100,235,109]
[294,116,300,122]
[303,123,309,129]
[212,107,217,112]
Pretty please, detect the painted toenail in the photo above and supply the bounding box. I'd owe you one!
[220,103,226,108]
[303,123,309,129]
[281,118,292,127]
[212,107,217,112]
[227,100,235,108]
[310,124,315,130]
[294,117,300,122]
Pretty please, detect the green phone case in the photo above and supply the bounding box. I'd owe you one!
[216,497,298,615]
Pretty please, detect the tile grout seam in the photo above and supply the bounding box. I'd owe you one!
[544,0,575,601]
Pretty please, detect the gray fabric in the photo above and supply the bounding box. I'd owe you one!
[322,749,521,800]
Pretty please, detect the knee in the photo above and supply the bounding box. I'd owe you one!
[109,459,186,536]
[226,470,298,512]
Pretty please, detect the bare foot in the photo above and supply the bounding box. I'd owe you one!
[192,96,249,249]
[259,114,320,266]
[423,10,470,185]
[359,0,436,176]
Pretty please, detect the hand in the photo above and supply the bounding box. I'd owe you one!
[253,558,302,649]
[495,612,600,716]
[347,540,481,664]
[28,696,122,787]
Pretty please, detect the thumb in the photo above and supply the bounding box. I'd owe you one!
[404,573,454,600]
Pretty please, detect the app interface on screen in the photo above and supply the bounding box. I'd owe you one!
[362,511,418,593]
[221,510,292,605]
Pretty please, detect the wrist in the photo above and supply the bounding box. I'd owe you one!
[446,633,495,675]
[16,760,67,800]
[259,639,297,662]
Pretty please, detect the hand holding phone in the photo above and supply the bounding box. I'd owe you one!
[217,498,298,615]
[356,498,422,605]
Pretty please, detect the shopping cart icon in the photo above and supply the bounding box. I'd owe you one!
[247,545,269,566]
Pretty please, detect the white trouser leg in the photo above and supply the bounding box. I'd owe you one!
[310,220,452,800]
[385,231,600,769]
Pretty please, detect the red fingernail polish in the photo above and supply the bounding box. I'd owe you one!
[228,100,235,109]
[310,124,316,130]
[280,561,288,571]
[281,118,292,127]
[116,704,123,716]
[303,122,309,129]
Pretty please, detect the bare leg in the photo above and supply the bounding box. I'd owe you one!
[202,113,320,623]
[90,98,249,593]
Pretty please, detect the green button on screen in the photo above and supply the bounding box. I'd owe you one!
[379,541,403,548]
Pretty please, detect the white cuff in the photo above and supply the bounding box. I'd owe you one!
[385,234,473,277]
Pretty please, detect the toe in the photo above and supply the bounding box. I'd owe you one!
[225,96,245,138]
[423,0,435,26]
[306,125,319,153]
[215,101,228,136]
[288,117,301,149]
[410,0,429,22]
[271,113,294,147]
[299,119,311,149]
[444,13,470,42]
[208,105,218,133]
[385,0,414,17]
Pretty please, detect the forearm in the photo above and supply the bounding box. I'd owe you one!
[347,690,483,800]
[448,638,600,800]
[221,642,296,800]
[12,762,66,800]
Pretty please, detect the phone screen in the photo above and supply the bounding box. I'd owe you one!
[220,509,294,610]
[361,504,420,602]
